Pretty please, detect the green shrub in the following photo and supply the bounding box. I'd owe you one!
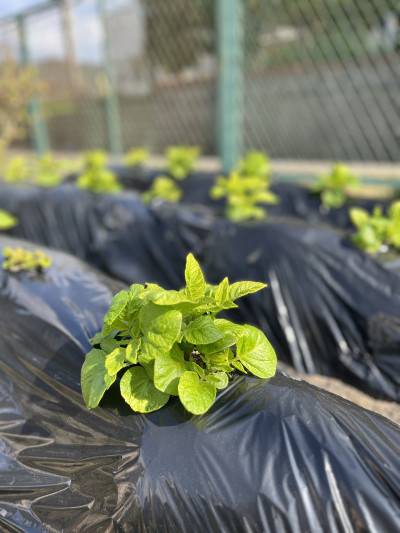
[236,150,271,182]
[210,171,279,222]
[350,201,400,253]
[81,253,277,415]
[125,147,149,168]
[312,164,360,209]
[2,246,51,272]
[141,176,182,204]
[166,145,201,180]
[77,150,122,194]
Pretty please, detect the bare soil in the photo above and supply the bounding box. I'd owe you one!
[278,362,400,426]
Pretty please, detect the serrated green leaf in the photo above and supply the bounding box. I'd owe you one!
[178,371,216,415]
[139,302,168,332]
[215,277,229,304]
[197,319,243,355]
[100,338,120,354]
[227,281,267,302]
[208,361,233,372]
[151,290,193,306]
[129,284,145,299]
[144,283,162,291]
[185,253,206,300]
[154,345,188,395]
[104,290,129,326]
[91,331,104,345]
[120,367,169,413]
[202,348,230,363]
[349,207,370,229]
[184,315,224,345]
[81,349,116,408]
[232,360,247,373]
[204,372,229,389]
[140,309,182,363]
[235,325,277,378]
[126,338,141,364]
[105,348,127,375]
[188,360,205,377]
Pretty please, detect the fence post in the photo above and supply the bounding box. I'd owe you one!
[217,0,244,173]
[16,14,49,154]
[97,0,123,156]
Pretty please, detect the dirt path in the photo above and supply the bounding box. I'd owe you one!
[278,362,400,426]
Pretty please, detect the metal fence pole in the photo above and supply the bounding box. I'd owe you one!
[16,14,49,154]
[97,0,123,156]
[217,0,244,173]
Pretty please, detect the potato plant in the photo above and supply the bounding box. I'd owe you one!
[166,145,201,180]
[2,247,51,272]
[236,150,271,183]
[210,171,279,222]
[125,147,149,168]
[350,201,400,253]
[81,253,277,415]
[3,156,30,183]
[34,154,63,187]
[77,150,122,194]
[141,176,182,204]
[3,154,74,187]
[312,163,360,209]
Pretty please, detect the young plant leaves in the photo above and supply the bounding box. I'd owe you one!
[81,252,277,416]
[184,315,224,345]
[178,371,216,415]
[235,325,277,378]
[154,345,189,395]
[185,253,206,300]
[121,366,170,413]
[140,309,182,364]
[81,349,116,408]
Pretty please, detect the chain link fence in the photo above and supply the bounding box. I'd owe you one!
[243,1,400,161]
[0,0,399,161]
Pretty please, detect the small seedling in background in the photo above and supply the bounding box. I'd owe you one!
[35,153,62,187]
[166,145,201,180]
[141,176,182,204]
[83,150,108,170]
[210,171,279,223]
[236,150,271,183]
[3,156,30,183]
[2,247,51,272]
[77,150,122,194]
[312,163,360,209]
[81,253,277,415]
[125,147,149,168]
[350,201,400,253]
[0,210,18,230]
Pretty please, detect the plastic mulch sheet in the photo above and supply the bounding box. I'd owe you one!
[0,187,399,401]
[0,237,399,531]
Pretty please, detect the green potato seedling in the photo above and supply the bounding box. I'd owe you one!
[312,163,360,209]
[141,176,182,204]
[81,253,277,415]
[125,147,149,168]
[2,247,51,272]
[350,201,400,253]
[210,171,279,223]
[166,145,201,180]
[77,150,122,194]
